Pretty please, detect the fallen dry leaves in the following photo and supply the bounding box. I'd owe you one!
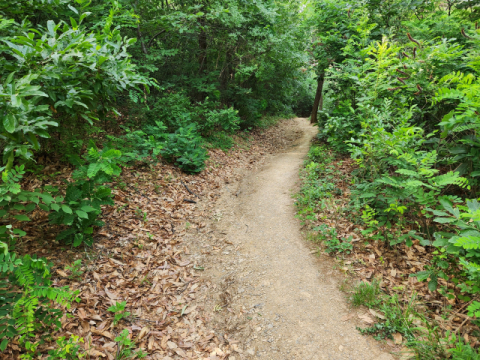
[4,119,302,359]
[303,149,480,349]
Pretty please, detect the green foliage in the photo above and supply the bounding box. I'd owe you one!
[435,69,480,190]
[306,0,480,354]
[114,329,147,360]
[65,260,83,280]
[448,337,480,360]
[351,279,382,308]
[108,301,130,326]
[161,124,209,173]
[46,335,85,360]
[49,145,121,247]
[0,243,78,353]
[357,294,416,343]
[0,1,148,170]
[324,236,353,254]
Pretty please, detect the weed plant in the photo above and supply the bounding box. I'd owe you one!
[351,279,383,308]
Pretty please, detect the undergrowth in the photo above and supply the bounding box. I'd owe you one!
[296,143,480,358]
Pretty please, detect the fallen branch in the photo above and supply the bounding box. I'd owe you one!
[181,180,200,198]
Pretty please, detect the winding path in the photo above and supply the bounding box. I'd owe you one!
[201,118,395,360]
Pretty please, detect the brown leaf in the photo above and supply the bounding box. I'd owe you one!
[341,313,355,321]
[160,335,169,350]
[358,313,375,324]
[57,269,69,277]
[167,341,177,349]
[104,288,118,300]
[87,349,107,358]
[90,314,103,321]
[80,320,90,334]
[369,309,386,320]
[137,327,149,341]
[77,308,87,320]
[414,245,425,253]
[91,329,114,339]
[148,336,155,351]
[109,258,125,266]
[399,347,415,360]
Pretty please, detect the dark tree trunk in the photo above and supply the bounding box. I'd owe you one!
[198,20,207,74]
[134,1,147,55]
[310,74,324,124]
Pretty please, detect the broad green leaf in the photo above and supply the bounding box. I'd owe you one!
[81,205,96,212]
[68,5,79,14]
[3,113,16,133]
[433,217,455,224]
[47,20,55,36]
[73,233,83,247]
[61,204,72,214]
[12,229,26,236]
[75,210,88,219]
[0,339,8,351]
[87,163,103,178]
[14,215,30,221]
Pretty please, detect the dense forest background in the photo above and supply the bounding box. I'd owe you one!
[3,0,480,358]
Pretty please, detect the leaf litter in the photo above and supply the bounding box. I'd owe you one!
[301,147,480,350]
[5,119,302,359]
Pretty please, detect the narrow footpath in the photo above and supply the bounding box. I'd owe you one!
[190,118,395,360]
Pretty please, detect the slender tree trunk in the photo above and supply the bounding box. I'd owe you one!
[198,18,207,74]
[310,74,324,124]
[134,1,147,55]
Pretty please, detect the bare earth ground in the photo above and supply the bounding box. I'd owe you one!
[188,118,395,360]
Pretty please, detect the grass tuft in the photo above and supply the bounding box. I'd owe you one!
[351,278,382,308]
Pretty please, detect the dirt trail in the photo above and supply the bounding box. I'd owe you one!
[189,118,394,360]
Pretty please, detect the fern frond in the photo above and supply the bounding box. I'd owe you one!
[455,235,480,249]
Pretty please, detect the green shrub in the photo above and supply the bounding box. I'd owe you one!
[161,124,209,173]
[357,294,416,342]
[108,301,131,326]
[325,236,353,254]
[49,145,121,247]
[46,335,85,360]
[0,246,78,353]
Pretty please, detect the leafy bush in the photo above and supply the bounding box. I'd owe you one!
[106,121,168,163]
[358,295,416,342]
[0,5,147,169]
[161,125,209,173]
[46,335,85,360]
[324,236,353,254]
[114,329,147,360]
[49,145,121,247]
[0,245,78,353]
[108,301,131,326]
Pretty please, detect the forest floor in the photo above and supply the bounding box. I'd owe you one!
[188,118,395,360]
[8,118,395,360]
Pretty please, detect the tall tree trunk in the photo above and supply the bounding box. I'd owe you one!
[310,73,324,124]
[134,1,147,55]
[198,19,207,74]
